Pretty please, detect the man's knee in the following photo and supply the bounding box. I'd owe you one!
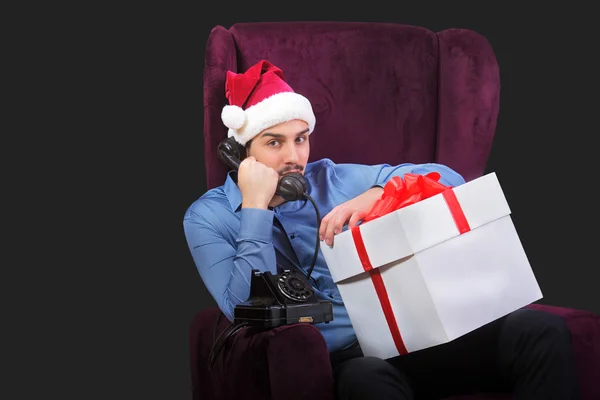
[501,308,572,359]
[505,308,570,340]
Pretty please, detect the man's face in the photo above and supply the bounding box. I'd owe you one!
[246,119,310,176]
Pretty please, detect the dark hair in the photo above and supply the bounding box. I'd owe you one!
[244,139,253,157]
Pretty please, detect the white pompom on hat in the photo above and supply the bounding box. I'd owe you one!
[221,60,316,146]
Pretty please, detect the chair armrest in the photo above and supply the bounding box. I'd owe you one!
[190,307,334,400]
[266,322,334,400]
[526,304,600,400]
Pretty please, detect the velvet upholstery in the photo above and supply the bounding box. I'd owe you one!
[193,21,600,399]
[203,21,499,191]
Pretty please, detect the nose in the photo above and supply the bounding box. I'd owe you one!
[282,142,299,164]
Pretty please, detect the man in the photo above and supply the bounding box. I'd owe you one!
[183,60,579,399]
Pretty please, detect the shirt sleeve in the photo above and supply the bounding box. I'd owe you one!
[183,204,277,321]
[331,161,466,199]
[373,162,466,187]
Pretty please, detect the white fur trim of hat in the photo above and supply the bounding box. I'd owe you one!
[221,91,316,146]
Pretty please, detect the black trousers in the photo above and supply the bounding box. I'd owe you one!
[331,308,580,400]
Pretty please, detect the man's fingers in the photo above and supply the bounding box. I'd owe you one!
[324,209,351,246]
[324,217,337,246]
[320,206,364,246]
[319,213,332,240]
[348,211,366,228]
[319,206,339,239]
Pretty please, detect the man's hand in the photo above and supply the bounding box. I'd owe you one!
[319,186,384,246]
[238,156,280,209]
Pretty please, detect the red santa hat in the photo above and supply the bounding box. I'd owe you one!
[221,60,316,146]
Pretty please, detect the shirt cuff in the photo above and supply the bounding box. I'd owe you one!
[239,208,275,243]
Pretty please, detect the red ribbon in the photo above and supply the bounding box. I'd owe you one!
[351,173,471,355]
[351,227,408,355]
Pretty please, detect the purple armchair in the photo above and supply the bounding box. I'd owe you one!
[191,22,600,400]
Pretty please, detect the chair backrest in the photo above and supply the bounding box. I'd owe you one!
[203,21,500,190]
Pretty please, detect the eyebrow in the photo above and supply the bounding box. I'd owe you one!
[259,128,310,139]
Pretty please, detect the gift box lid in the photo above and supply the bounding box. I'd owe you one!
[321,172,512,283]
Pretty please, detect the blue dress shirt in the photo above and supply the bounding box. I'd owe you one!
[183,158,465,353]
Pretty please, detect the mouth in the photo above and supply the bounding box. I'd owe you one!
[279,164,304,176]
[281,169,302,177]
[280,165,303,174]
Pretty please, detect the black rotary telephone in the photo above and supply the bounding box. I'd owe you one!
[207,136,334,368]
[217,136,307,202]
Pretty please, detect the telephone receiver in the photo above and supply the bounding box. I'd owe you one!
[217,137,307,202]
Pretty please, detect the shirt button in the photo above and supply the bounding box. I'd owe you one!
[290,234,295,239]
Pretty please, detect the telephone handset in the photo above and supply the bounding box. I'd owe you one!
[217,137,307,202]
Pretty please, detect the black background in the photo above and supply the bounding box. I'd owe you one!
[13,3,599,399]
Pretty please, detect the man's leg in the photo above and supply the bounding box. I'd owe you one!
[331,315,509,400]
[497,308,580,399]
[332,353,414,400]
[387,311,513,399]
[332,307,579,400]
[387,308,579,399]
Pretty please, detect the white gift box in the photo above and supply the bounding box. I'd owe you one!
[320,172,543,360]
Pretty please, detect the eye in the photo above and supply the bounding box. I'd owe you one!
[296,136,306,143]
[267,140,280,147]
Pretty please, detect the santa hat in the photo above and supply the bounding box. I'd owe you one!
[221,60,316,146]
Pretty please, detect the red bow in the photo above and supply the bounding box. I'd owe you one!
[363,172,451,223]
